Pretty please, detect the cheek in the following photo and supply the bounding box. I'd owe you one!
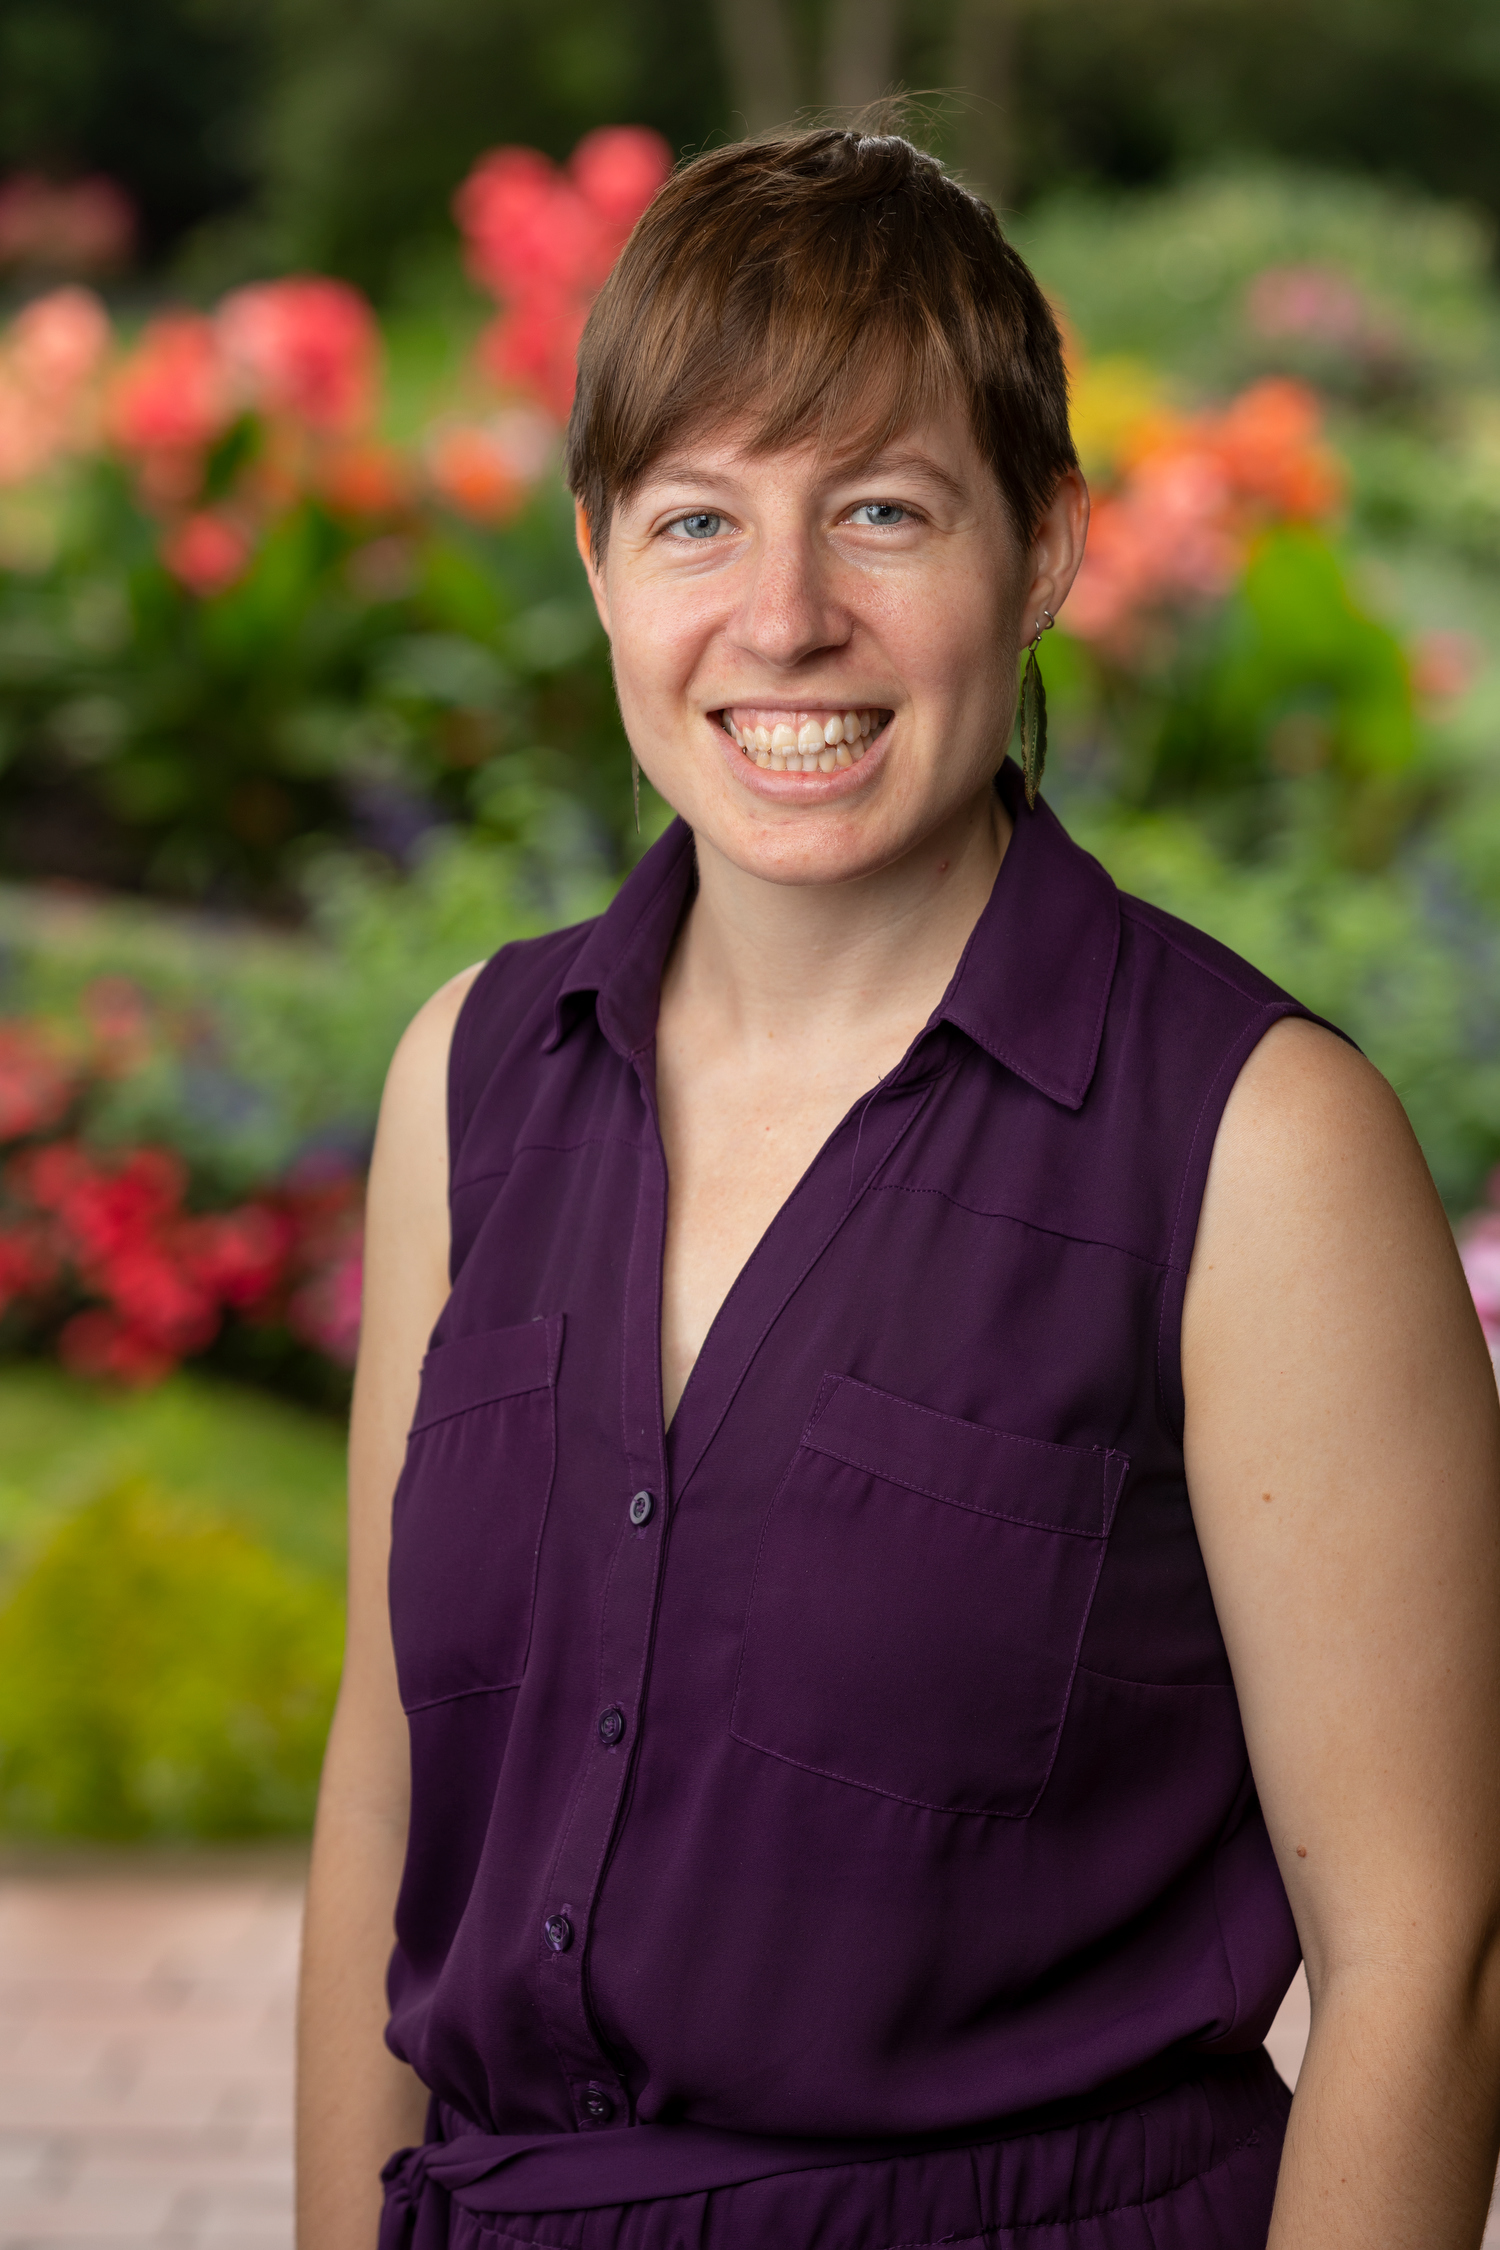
[882,570,1013,708]
[608,586,713,712]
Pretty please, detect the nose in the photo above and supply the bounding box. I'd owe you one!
[731,529,852,673]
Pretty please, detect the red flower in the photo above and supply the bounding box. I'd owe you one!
[58,1308,176,1387]
[0,1219,60,1315]
[217,277,379,435]
[179,1203,292,1310]
[161,509,252,597]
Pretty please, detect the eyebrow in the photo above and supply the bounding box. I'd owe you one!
[830,447,968,505]
[631,446,969,506]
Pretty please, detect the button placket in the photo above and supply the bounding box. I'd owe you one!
[533,1118,671,2129]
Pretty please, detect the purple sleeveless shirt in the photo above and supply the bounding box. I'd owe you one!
[381,763,1306,2224]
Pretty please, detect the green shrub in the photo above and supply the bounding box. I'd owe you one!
[0,1477,343,1838]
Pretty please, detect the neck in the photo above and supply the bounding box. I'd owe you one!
[663,782,1011,1050]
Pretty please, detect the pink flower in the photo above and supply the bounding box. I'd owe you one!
[107,314,233,456]
[1412,630,1480,705]
[10,285,111,391]
[454,128,670,419]
[1246,266,1371,350]
[456,149,601,301]
[217,277,379,434]
[288,1239,363,1366]
[161,509,252,597]
[0,1022,77,1141]
[0,286,111,483]
[477,295,591,424]
[0,174,135,273]
[569,127,672,243]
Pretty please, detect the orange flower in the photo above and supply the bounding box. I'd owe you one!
[1066,376,1346,657]
[426,421,527,522]
[316,440,412,519]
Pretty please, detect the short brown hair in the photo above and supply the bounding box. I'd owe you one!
[566,127,1076,561]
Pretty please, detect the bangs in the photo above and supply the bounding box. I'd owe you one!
[567,130,1074,560]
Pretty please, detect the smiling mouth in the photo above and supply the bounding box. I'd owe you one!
[717,706,891,773]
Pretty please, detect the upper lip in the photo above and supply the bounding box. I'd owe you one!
[711,701,891,715]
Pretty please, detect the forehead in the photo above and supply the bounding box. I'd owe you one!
[622,384,993,505]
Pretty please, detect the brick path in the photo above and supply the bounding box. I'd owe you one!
[0,1858,303,2250]
[0,1862,1493,2247]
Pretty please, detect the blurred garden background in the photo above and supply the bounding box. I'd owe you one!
[5,0,1500,1843]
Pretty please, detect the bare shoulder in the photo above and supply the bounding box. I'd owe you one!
[1190,1016,1451,1303]
[1184,1008,1496,1516]
[1211,1015,1422,1197]
[352,962,487,1481]
[376,959,488,1168]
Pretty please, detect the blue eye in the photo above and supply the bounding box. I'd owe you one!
[850,502,908,527]
[671,512,723,539]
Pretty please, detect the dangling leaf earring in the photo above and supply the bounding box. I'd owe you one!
[1017,607,1054,810]
[631,751,641,836]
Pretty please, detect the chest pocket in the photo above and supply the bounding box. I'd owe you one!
[389,1315,563,1712]
[731,1373,1127,1818]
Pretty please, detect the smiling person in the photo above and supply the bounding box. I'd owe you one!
[296,130,1500,2250]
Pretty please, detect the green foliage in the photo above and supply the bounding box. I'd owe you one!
[0,0,262,261]
[0,807,617,1195]
[253,0,725,295]
[0,1477,342,1837]
[1069,805,1500,1208]
[0,466,631,908]
[0,1363,347,1579]
[1009,0,1500,226]
[1015,162,1500,403]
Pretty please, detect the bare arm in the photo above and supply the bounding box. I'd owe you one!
[1183,1018,1500,2247]
[295,965,482,2250]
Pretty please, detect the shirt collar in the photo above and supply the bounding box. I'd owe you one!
[546,759,1120,1110]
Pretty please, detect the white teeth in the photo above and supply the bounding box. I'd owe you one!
[727,708,886,773]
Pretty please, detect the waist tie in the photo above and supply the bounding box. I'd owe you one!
[379,2051,1240,2247]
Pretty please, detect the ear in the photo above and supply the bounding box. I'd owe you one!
[574,500,611,637]
[1019,467,1090,650]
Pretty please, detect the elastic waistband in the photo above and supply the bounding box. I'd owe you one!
[378,2049,1270,2240]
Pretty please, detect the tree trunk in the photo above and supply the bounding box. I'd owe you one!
[824,0,902,114]
[711,0,801,134]
[950,0,1019,205]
